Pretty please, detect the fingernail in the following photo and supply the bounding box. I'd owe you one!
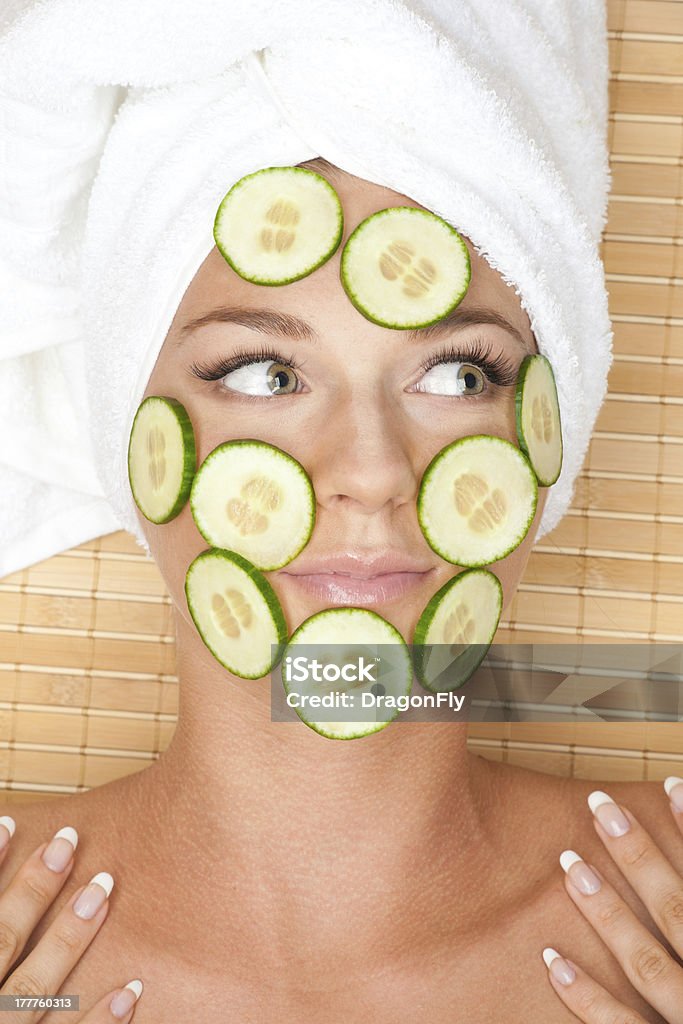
[72,871,114,920]
[664,777,683,813]
[110,979,143,1019]
[560,850,601,895]
[42,826,78,872]
[542,947,576,985]
[0,816,16,851]
[587,790,630,837]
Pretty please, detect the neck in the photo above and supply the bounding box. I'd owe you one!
[130,611,509,978]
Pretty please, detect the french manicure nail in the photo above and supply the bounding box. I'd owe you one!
[110,978,143,1019]
[664,777,683,813]
[560,850,601,895]
[542,947,576,985]
[73,871,114,920]
[587,790,630,837]
[0,816,16,851]
[42,826,78,872]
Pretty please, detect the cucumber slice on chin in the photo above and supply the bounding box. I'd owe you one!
[127,396,196,524]
[185,548,287,679]
[515,354,563,486]
[412,568,503,693]
[340,206,471,329]
[282,607,413,740]
[417,434,538,567]
[213,166,343,285]
[190,439,315,571]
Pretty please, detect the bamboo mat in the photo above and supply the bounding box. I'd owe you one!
[1,0,682,803]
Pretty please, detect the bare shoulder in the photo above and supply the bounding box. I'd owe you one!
[0,791,103,886]
[602,778,683,874]
[0,777,141,961]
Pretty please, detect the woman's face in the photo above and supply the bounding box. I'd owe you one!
[138,162,547,645]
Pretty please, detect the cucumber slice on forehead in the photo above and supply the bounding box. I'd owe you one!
[213,166,344,285]
[515,354,563,486]
[185,548,287,679]
[417,435,538,567]
[282,607,413,740]
[127,396,196,524]
[412,568,502,693]
[189,439,315,571]
[340,206,471,329]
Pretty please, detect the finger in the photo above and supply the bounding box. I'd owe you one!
[560,849,683,1023]
[80,979,144,1023]
[665,777,683,833]
[0,828,78,983]
[0,873,114,1024]
[587,789,683,957]
[542,947,649,1023]
[0,819,16,871]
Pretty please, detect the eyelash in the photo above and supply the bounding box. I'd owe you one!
[188,336,519,394]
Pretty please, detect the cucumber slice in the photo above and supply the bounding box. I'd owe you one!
[412,568,502,693]
[184,548,287,679]
[282,607,413,740]
[213,166,344,285]
[417,435,538,567]
[515,354,563,486]
[339,206,471,329]
[127,396,196,524]
[190,440,315,570]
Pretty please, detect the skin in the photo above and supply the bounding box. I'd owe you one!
[1,160,681,1023]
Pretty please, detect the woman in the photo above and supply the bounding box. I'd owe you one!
[2,157,683,1023]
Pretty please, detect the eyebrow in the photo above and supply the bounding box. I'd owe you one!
[178,304,532,353]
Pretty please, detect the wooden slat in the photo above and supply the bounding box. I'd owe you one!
[610,121,683,160]
[609,79,683,117]
[608,0,683,35]
[608,163,683,203]
[606,198,681,237]
[608,39,683,78]
[604,239,683,277]
[610,321,683,360]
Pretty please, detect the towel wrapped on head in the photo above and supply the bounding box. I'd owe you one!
[0,0,613,578]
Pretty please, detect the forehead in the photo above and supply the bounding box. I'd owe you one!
[172,161,534,347]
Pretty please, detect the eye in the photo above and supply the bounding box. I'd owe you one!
[409,339,520,397]
[189,347,303,397]
[415,361,485,397]
[221,360,299,396]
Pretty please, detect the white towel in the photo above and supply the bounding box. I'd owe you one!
[0,0,613,579]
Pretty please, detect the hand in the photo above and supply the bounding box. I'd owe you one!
[542,778,683,1023]
[0,816,143,1022]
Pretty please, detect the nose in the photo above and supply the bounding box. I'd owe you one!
[308,386,420,515]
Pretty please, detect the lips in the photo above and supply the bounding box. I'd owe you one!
[277,550,438,605]
[280,550,436,578]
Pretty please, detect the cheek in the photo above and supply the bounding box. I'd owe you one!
[490,487,548,612]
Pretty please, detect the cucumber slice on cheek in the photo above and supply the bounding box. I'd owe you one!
[417,435,538,567]
[340,206,471,329]
[515,353,563,486]
[413,568,503,693]
[128,396,196,524]
[185,548,287,679]
[282,607,413,740]
[213,166,344,285]
[190,440,315,571]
